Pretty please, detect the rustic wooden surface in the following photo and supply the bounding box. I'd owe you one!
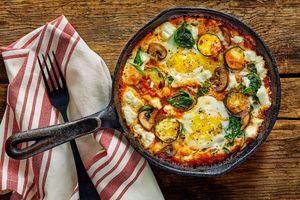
[0,0,299,199]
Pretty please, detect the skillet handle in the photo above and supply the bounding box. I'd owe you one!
[5,116,101,160]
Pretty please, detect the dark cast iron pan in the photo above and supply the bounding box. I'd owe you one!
[5,8,281,177]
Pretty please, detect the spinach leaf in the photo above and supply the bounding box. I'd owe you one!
[167,90,193,109]
[167,75,174,85]
[197,81,210,97]
[243,73,261,96]
[138,105,153,118]
[174,22,195,49]
[236,82,243,91]
[134,47,143,66]
[225,115,244,146]
[223,147,231,154]
[131,47,145,75]
[138,105,153,113]
[179,125,186,139]
[247,63,257,73]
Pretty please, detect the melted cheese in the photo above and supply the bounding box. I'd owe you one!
[161,22,176,40]
[187,24,198,41]
[163,105,175,115]
[244,50,257,62]
[140,52,150,64]
[216,31,225,42]
[231,36,244,43]
[242,76,251,88]
[150,98,162,109]
[123,89,143,109]
[226,71,238,90]
[122,105,137,126]
[257,85,271,107]
[255,59,267,79]
[133,124,155,147]
[245,117,263,138]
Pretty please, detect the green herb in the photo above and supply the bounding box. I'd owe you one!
[138,105,153,118]
[179,125,186,139]
[252,95,260,104]
[197,81,210,97]
[134,47,143,66]
[250,104,254,112]
[225,115,244,146]
[167,90,193,109]
[223,147,231,154]
[138,105,153,113]
[243,73,261,96]
[236,82,243,91]
[167,76,174,85]
[131,63,145,75]
[174,22,195,49]
[131,47,145,75]
[247,63,257,73]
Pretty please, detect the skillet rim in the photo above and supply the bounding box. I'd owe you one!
[113,7,281,176]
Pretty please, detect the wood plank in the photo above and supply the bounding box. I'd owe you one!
[152,119,300,200]
[0,0,299,80]
[0,77,299,119]
[279,78,300,118]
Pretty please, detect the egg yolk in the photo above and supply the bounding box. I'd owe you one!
[167,51,223,74]
[186,112,223,143]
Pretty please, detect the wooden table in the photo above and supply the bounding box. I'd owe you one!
[0,0,299,199]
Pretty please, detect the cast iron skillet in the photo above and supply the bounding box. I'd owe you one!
[5,8,281,176]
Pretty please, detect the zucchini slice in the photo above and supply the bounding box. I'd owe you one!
[197,33,222,56]
[224,46,245,70]
[155,118,180,143]
[224,92,249,114]
[144,67,165,89]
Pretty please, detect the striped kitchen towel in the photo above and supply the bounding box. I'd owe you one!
[0,15,164,200]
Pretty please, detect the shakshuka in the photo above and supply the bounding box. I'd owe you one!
[119,16,272,167]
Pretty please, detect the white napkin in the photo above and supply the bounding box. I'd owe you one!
[0,15,164,200]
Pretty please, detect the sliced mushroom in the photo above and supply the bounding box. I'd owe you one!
[210,67,229,92]
[147,43,167,60]
[157,145,177,159]
[240,112,250,130]
[138,109,158,131]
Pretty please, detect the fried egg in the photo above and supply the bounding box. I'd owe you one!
[181,96,229,149]
[166,50,214,87]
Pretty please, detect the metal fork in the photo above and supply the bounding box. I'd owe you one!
[37,51,100,200]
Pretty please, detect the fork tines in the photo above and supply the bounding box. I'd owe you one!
[37,51,67,93]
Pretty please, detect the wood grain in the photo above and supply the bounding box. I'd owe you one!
[0,0,299,78]
[0,0,299,199]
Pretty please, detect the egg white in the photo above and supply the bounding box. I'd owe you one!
[169,67,211,87]
[181,96,229,149]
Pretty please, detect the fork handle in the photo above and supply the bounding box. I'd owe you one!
[5,115,102,160]
[60,111,100,200]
